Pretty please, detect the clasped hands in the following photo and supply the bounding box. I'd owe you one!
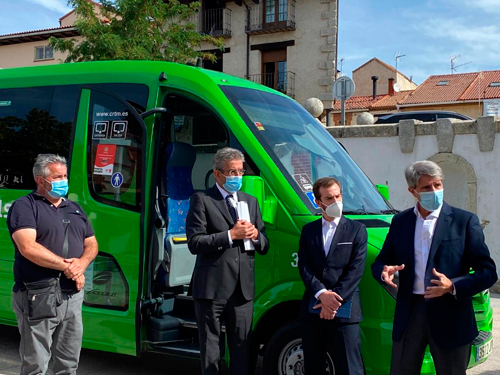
[63,258,89,291]
[382,264,453,298]
[230,219,259,241]
[313,291,343,320]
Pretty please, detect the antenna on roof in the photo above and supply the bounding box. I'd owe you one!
[340,57,345,75]
[450,55,472,74]
[395,52,406,83]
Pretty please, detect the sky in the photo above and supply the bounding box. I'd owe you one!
[1,0,499,85]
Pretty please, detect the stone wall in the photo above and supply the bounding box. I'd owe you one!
[328,117,500,292]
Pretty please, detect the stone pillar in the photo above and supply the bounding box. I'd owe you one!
[318,0,338,111]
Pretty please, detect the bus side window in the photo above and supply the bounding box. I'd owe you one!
[87,88,147,211]
[0,86,78,190]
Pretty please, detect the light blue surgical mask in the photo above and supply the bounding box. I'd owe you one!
[45,179,69,199]
[419,189,443,212]
[223,176,242,194]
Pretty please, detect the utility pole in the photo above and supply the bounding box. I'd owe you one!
[395,52,405,82]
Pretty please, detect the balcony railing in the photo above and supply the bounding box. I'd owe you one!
[245,0,296,35]
[190,8,232,38]
[249,71,296,98]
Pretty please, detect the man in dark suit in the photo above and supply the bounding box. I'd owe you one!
[186,147,269,375]
[372,160,497,375]
[299,177,367,375]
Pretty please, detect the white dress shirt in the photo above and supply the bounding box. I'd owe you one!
[413,204,442,294]
[315,216,341,299]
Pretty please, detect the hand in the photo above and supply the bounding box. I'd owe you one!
[318,291,343,312]
[75,274,85,291]
[381,264,405,287]
[230,220,257,240]
[319,305,337,320]
[64,258,88,281]
[424,268,453,299]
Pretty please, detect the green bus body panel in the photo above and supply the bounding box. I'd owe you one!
[0,61,494,373]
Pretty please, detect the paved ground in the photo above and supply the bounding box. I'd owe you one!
[0,295,498,375]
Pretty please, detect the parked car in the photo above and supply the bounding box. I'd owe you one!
[375,110,473,124]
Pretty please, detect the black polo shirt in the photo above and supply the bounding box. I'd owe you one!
[7,191,95,292]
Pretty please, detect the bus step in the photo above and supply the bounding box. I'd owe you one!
[151,341,201,358]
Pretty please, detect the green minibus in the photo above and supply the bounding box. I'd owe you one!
[0,61,493,374]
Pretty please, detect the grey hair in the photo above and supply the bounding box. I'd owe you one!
[213,147,245,170]
[33,154,67,179]
[404,160,443,189]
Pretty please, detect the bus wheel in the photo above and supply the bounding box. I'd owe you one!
[263,320,335,375]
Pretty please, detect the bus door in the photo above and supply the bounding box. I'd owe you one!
[73,88,147,355]
[145,90,265,355]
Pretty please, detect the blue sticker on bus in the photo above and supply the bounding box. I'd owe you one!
[111,172,123,188]
[306,192,318,208]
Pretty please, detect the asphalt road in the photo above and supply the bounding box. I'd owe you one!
[0,295,498,375]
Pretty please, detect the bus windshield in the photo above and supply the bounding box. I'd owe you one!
[221,85,395,215]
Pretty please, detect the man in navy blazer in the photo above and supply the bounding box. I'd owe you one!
[372,160,497,375]
[299,177,367,375]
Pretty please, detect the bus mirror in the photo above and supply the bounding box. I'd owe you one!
[241,176,276,225]
[140,107,168,119]
[376,184,390,201]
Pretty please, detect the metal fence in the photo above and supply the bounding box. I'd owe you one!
[249,71,296,98]
[245,0,296,34]
[190,8,232,37]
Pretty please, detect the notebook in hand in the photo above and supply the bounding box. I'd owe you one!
[309,295,352,319]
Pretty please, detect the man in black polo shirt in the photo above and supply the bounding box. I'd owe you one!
[7,154,98,375]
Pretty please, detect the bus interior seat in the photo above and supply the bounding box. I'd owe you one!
[160,142,197,288]
[163,142,196,234]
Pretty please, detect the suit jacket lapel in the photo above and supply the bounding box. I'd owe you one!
[312,219,326,262]
[401,209,417,279]
[426,202,452,275]
[327,216,347,260]
[209,185,234,225]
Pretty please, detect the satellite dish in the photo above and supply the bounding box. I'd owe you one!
[393,82,401,93]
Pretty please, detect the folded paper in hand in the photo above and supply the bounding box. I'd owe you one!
[236,201,255,250]
[309,295,352,319]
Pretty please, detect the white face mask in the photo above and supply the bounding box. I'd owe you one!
[320,201,343,218]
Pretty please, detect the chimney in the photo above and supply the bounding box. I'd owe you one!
[371,76,378,99]
[388,77,395,95]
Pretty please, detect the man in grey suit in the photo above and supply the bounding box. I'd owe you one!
[186,147,269,375]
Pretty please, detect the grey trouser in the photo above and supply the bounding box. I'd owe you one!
[13,290,84,375]
[390,294,470,375]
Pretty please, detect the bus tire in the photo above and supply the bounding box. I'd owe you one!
[262,320,335,375]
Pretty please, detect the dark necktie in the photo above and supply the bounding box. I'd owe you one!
[225,194,238,223]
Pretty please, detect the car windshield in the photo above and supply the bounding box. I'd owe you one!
[221,86,395,215]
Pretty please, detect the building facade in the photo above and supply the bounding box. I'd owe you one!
[0,0,339,107]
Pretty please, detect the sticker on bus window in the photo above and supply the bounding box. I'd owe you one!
[254,122,265,131]
[94,144,117,176]
[292,174,314,192]
[306,192,319,208]
[92,121,109,139]
[110,121,128,139]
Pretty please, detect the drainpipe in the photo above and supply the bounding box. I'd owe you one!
[243,0,251,79]
[371,76,378,99]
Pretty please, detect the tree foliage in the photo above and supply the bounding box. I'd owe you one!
[50,0,224,63]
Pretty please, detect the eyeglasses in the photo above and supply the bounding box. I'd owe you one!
[219,169,245,176]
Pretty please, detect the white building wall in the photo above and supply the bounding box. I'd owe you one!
[330,119,500,289]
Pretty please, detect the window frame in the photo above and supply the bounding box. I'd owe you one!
[85,86,148,213]
[34,45,54,62]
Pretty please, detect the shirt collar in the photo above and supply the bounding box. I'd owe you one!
[413,203,442,220]
[216,183,238,202]
[322,216,341,227]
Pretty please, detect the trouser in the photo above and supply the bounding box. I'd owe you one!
[194,283,253,375]
[13,290,84,375]
[301,317,364,375]
[390,294,471,375]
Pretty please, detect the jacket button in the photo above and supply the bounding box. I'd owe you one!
[235,258,239,262]
[218,247,222,250]
[324,266,328,271]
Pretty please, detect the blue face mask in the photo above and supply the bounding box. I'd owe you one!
[45,179,69,199]
[419,189,443,212]
[223,176,243,194]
